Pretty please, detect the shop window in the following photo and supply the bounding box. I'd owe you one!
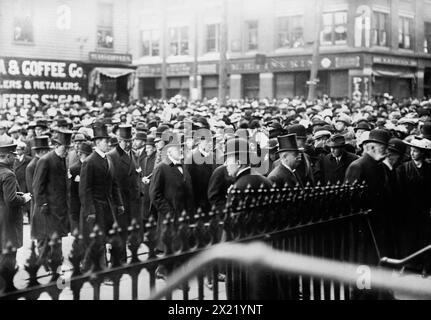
[245,20,258,51]
[202,76,219,98]
[321,11,347,45]
[97,2,114,49]
[206,24,221,53]
[399,16,413,49]
[277,16,304,49]
[142,30,160,56]
[13,0,34,43]
[169,26,189,56]
[242,74,260,98]
[372,12,388,47]
[424,22,431,53]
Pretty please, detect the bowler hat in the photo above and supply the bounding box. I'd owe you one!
[79,142,93,155]
[363,129,391,146]
[135,132,147,141]
[32,136,51,150]
[354,122,372,132]
[0,143,17,155]
[118,125,133,141]
[326,134,346,148]
[92,123,110,140]
[52,130,73,147]
[388,138,407,155]
[277,134,302,154]
[73,133,86,142]
[145,136,156,146]
[287,125,306,139]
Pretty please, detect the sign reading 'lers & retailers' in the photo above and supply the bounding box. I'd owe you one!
[0,57,87,108]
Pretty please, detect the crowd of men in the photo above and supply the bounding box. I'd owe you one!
[0,94,431,271]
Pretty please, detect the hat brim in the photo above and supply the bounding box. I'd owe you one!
[326,142,346,148]
[404,142,430,150]
[276,147,304,154]
[92,135,111,141]
[32,146,52,150]
[362,139,389,146]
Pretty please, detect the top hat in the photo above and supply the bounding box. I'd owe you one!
[388,138,407,155]
[363,129,391,146]
[109,136,119,147]
[326,134,347,148]
[52,130,73,147]
[421,122,431,140]
[145,136,156,146]
[287,125,307,139]
[79,141,93,155]
[92,123,110,141]
[135,132,147,141]
[277,134,302,154]
[118,125,133,141]
[32,136,51,150]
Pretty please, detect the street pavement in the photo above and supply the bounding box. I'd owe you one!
[15,224,226,300]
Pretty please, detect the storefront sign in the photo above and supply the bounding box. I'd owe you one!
[335,56,361,69]
[0,57,86,107]
[198,64,218,74]
[89,52,133,65]
[351,76,370,102]
[372,56,417,67]
[167,63,191,76]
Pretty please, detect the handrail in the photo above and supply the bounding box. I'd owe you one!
[149,242,431,300]
[380,245,431,268]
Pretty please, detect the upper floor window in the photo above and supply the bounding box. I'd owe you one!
[13,0,34,43]
[399,16,413,49]
[169,26,189,56]
[206,23,221,53]
[142,30,160,56]
[425,22,431,53]
[372,11,389,46]
[321,11,347,45]
[245,20,258,51]
[97,2,114,49]
[277,15,304,48]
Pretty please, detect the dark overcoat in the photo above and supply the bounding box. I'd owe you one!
[268,163,302,189]
[14,155,32,193]
[32,151,69,240]
[207,165,234,213]
[79,151,123,237]
[69,160,82,232]
[141,152,156,220]
[314,151,359,185]
[0,164,27,249]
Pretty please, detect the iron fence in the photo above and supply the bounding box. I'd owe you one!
[0,181,379,300]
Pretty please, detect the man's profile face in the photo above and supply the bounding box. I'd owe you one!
[330,147,342,158]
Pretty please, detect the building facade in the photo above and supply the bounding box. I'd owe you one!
[0,0,135,108]
[132,0,431,101]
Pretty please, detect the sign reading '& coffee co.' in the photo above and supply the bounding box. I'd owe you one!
[0,57,87,108]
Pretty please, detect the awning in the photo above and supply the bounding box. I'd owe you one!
[94,67,135,78]
[372,68,416,79]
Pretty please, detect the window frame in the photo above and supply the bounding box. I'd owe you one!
[321,11,348,46]
[168,26,189,56]
[206,23,221,53]
[13,0,34,43]
[142,29,160,57]
[97,2,114,49]
[277,15,304,49]
[372,11,389,47]
[245,20,259,51]
[398,16,413,49]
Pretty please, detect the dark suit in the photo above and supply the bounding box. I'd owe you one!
[150,160,195,251]
[185,149,217,213]
[0,164,27,250]
[207,165,234,213]
[25,157,39,194]
[32,151,69,240]
[14,155,32,193]
[79,151,123,238]
[268,163,302,189]
[141,152,156,220]
[314,151,359,185]
[295,153,315,187]
[69,160,82,232]
[108,146,141,226]
[227,167,272,210]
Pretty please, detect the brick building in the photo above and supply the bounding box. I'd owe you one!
[132,0,431,101]
[0,0,135,107]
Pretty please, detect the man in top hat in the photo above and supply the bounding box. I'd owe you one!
[108,124,141,257]
[68,142,93,233]
[345,129,392,259]
[133,131,147,169]
[268,134,303,189]
[14,142,32,222]
[26,136,51,203]
[287,124,315,186]
[79,123,124,244]
[150,135,195,252]
[314,134,358,185]
[141,136,157,222]
[0,141,32,253]
[32,130,73,254]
